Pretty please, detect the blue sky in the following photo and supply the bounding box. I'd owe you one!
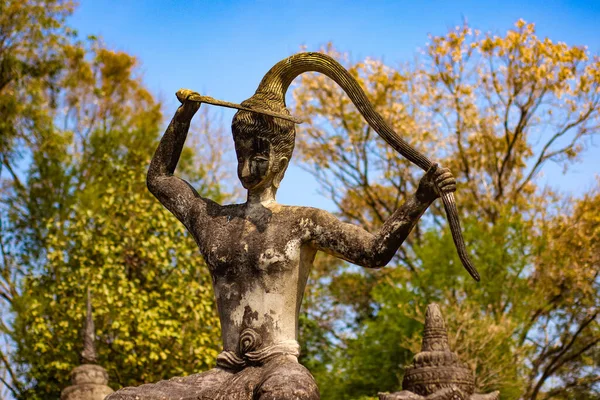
[69,0,600,208]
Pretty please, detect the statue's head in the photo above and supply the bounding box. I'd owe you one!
[231,92,295,190]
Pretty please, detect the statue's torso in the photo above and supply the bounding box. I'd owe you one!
[192,203,317,352]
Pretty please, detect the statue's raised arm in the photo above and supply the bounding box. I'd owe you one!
[306,163,455,269]
[146,89,214,231]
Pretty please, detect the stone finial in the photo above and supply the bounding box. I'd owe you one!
[378,303,500,400]
[81,288,97,364]
[421,304,450,352]
[61,290,113,400]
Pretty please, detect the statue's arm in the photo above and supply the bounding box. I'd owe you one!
[307,165,455,268]
[147,90,212,230]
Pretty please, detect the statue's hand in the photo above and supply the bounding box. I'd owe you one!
[176,88,200,103]
[175,88,201,119]
[416,163,456,203]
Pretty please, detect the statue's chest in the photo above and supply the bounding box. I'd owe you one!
[201,217,301,279]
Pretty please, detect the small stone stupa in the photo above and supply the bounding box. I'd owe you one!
[61,290,114,400]
[379,304,499,400]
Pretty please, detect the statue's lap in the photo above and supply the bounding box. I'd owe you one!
[107,355,319,400]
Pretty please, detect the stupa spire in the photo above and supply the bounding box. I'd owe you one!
[81,288,97,364]
[379,303,500,400]
[421,303,451,352]
[60,289,113,400]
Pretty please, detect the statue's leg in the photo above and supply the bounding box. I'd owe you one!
[106,368,233,400]
[255,356,320,400]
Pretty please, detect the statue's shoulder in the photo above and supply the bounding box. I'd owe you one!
[278,205,332,224]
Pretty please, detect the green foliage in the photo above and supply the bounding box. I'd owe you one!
[313,212,528,399]
[11,170,220,399]
[0,2,229,398]
[294,21,599,400]
[0,0,75,167]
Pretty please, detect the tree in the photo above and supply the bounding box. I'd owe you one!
[292,20,599,399]
[1,1,78,396]
[524,185,599,399]
[0,0,75,186]
[0,3,235,397]
[10,170,221,399]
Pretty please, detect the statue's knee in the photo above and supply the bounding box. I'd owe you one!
[257,362,320,400]
[107,369,230,400]
[106,387,154,400]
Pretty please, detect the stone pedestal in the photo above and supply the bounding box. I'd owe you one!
[61,364,114,400]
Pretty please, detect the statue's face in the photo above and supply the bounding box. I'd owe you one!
[234,136,273,190]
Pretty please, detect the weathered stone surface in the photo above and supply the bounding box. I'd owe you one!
[109,356,318,400]
[61,365,114,400]
[378,304,499,400]
[109,52,459,400]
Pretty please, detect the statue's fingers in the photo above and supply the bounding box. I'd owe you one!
[437,175,456,185]
[441,183,456,193]
[176,88,200,103]
[176,89,189,103]
[435,172,454,183]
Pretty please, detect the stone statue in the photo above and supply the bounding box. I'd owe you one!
[108,52,474,400]
[378,304,499,400]
[61,290,114,400]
